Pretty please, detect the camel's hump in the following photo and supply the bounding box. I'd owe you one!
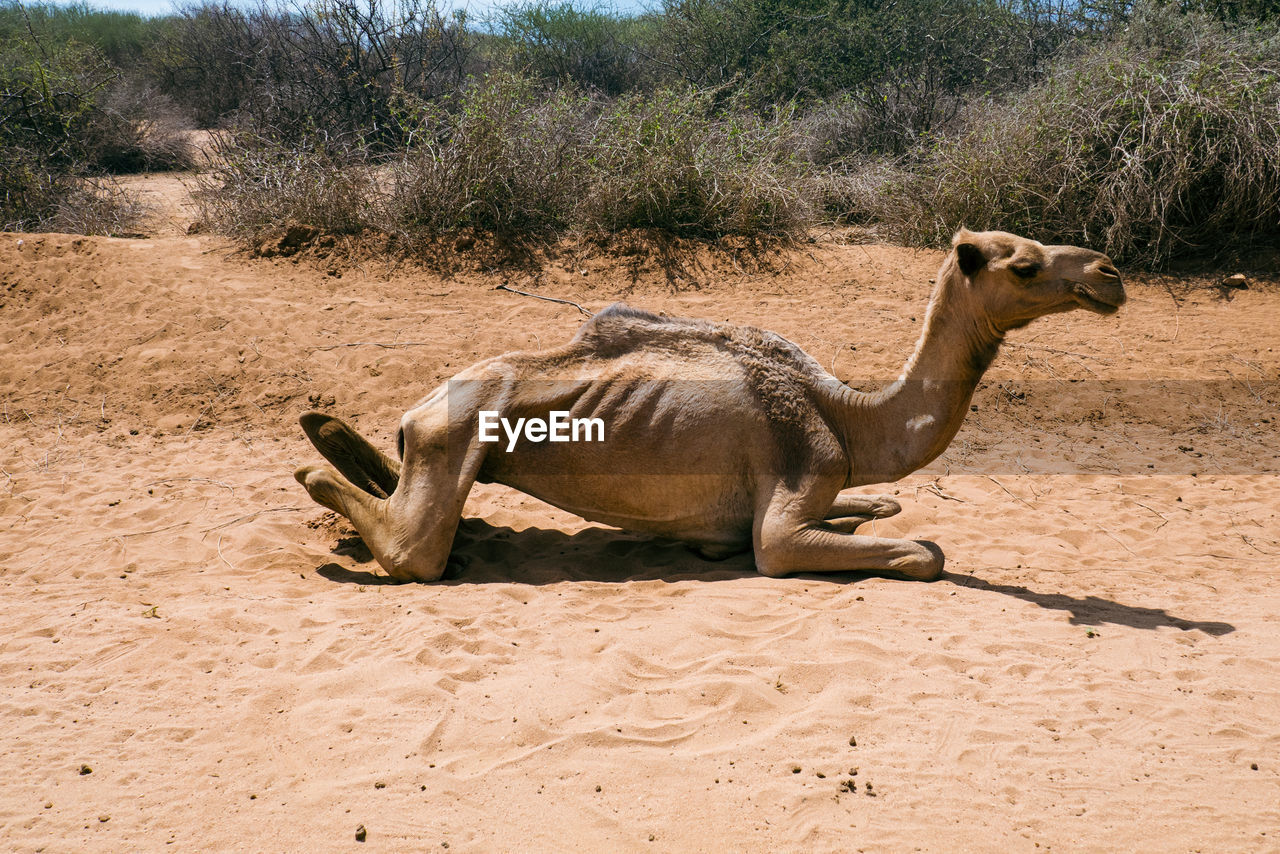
[572,302,820,371]
[571,302,832,448]
[574,302,713,339]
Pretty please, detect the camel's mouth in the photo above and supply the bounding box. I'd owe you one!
[1072,283,1124,315]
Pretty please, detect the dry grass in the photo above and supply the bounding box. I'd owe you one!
[196,76,817,247]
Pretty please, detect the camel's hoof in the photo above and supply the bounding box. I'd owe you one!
[869,496,903,518]
[300,412,355,462]
[299,410,335,440]
[295,464,348,517]
[299,410,397,498]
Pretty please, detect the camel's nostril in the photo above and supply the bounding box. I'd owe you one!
[1099,264,1121,279]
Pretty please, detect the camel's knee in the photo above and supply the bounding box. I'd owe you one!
[380,553,446,583]
[895,540,944,581]
[398,405,447,452]
[753,536,800,578]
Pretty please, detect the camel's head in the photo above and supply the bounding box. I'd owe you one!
[949,229,1126,331]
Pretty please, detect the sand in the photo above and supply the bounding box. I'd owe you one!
[2,179,1279,851]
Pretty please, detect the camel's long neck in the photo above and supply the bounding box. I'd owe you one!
[837,265,1003,485]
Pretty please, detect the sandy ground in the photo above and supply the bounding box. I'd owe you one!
[2,177,1279,852]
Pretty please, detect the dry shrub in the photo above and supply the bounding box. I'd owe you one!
[0,157,148,234]
[43,176,149,235]
[578,89,816,235]
[846,4,1280,264]
[194,135,376,239]
[818,158,912,227]
[199,74,820,246]
[384,74,592,236]
[89,79,195,173]
[156,0,480,143]
[800,88,966,162]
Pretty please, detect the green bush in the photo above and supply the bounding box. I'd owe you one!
[653,0,1074,141]
[0,34,144,231]
[579,88,815,233]
[385,74,592,234]
[492,1,653,95]
[0,1,162,70]
[844,4,1280,264]
[0,2,193,232]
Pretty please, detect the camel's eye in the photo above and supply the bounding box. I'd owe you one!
[1010,262,1040,279]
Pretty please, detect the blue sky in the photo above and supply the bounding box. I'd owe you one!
[88,0,174,13]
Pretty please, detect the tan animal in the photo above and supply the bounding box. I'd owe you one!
[296,229,1125,582]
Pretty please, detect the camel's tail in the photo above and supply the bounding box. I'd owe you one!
[299,412,402,499]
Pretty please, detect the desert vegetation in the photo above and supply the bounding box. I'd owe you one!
[2,0,1278,263]
[0,2,193,233]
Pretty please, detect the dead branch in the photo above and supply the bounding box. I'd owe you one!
[308,341,430,352]
[495,284,592,316]
[201,506,306,533]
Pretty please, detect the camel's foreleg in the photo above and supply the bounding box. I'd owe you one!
[825,493,901,520]
[822,493,902,534]
[755,491,941,581]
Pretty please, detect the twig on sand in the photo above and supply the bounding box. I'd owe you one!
[120,520,192,539]
[1005,342,1107,376]
[1160,279,1182,342]
[1228,354,1264,376]
[1064,504,1139,557]
[1239,534,1279,556]
[216,534,237,570]
[309,341,430,352]
[495,284,593,316]
[1005,342,1111,363]
[144,477,236,495]
[920,480,966,502]
[987,474,1138,557]
[1133,501,1170,531]
[182,401,216,436]
[202,506,305,533]
[985,475,1034,507]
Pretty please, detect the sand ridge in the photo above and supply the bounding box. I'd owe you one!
[2,214,1279,850]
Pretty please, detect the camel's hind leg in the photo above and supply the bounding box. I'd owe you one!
[295,400,486,582]
[299,412,401,498]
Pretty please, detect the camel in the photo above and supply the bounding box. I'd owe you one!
[295,229,1125,582]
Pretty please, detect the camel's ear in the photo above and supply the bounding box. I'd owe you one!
[955,241,986,277]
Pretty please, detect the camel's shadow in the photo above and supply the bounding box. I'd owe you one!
[317,518,760,586]
[949,574,1235,636]
[316,518,1235,636]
